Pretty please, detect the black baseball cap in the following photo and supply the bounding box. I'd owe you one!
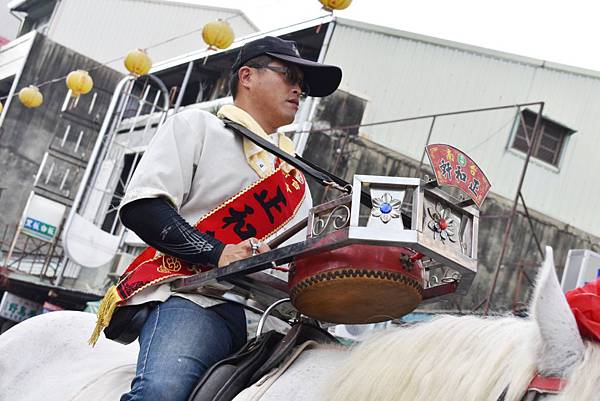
[232,36,342,97]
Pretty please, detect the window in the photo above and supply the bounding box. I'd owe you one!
[511,109,575,166]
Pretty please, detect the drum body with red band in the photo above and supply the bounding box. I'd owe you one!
[288,244,424,324]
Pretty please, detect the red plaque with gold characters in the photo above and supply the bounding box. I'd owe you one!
[425,144,491,208]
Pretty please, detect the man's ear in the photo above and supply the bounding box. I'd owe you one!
[238,66,253,91]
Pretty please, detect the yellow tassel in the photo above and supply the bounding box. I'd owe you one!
[88,285,121,346]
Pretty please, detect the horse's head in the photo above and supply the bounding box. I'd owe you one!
[529,246,599,399]
[323,246,600,401]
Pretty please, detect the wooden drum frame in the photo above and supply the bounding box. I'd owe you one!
[289,244,424,324]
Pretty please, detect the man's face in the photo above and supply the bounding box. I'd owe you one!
[248,59,304,130]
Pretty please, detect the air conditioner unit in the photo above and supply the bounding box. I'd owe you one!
[561,249,600,293]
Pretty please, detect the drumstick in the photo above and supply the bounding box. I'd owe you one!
[266,217,308,249]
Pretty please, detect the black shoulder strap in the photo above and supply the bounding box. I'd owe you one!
[223,119,372,207]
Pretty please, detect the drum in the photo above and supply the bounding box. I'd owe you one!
[288,244,424,324]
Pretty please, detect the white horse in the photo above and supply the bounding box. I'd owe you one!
[1,247,598,401]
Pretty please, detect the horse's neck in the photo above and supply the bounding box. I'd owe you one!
[325,317,540,401]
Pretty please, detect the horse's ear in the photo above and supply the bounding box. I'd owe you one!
[530,246,585,376]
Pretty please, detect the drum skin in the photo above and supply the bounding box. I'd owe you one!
[288,244,424,324]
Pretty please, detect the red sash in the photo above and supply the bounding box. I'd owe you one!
[117,168,305,301]
[89,168,305,345]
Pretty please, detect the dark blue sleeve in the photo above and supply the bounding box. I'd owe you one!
[119,197,226,267]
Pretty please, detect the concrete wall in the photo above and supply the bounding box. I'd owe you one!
[302,129,600,312]
[0,33,122,241]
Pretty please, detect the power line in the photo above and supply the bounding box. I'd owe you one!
[0,13,243,103]
[301,102,541,137]
[466,115,516,153]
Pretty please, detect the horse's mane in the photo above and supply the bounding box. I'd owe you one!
[325,315,600,401]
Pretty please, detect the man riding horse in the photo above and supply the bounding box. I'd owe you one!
[89,36,342,401]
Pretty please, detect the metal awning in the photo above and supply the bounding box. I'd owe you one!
[7,0,45,12]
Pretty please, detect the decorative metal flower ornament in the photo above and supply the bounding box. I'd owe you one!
[371,193,402,223]
[427,202,457,242]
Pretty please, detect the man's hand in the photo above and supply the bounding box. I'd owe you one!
[217,238,270,268]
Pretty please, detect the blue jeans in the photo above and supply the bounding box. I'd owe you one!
[120,297,247,401]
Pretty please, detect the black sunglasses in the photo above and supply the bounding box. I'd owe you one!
[247,64,310,96]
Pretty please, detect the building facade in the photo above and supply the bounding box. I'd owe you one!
[0,0,258,329]
[305,18,600,311]
[0,32,122,330]
[3,14,600,327]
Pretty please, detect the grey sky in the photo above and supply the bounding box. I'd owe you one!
[191,0,600,72]
[2,0,600,72]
